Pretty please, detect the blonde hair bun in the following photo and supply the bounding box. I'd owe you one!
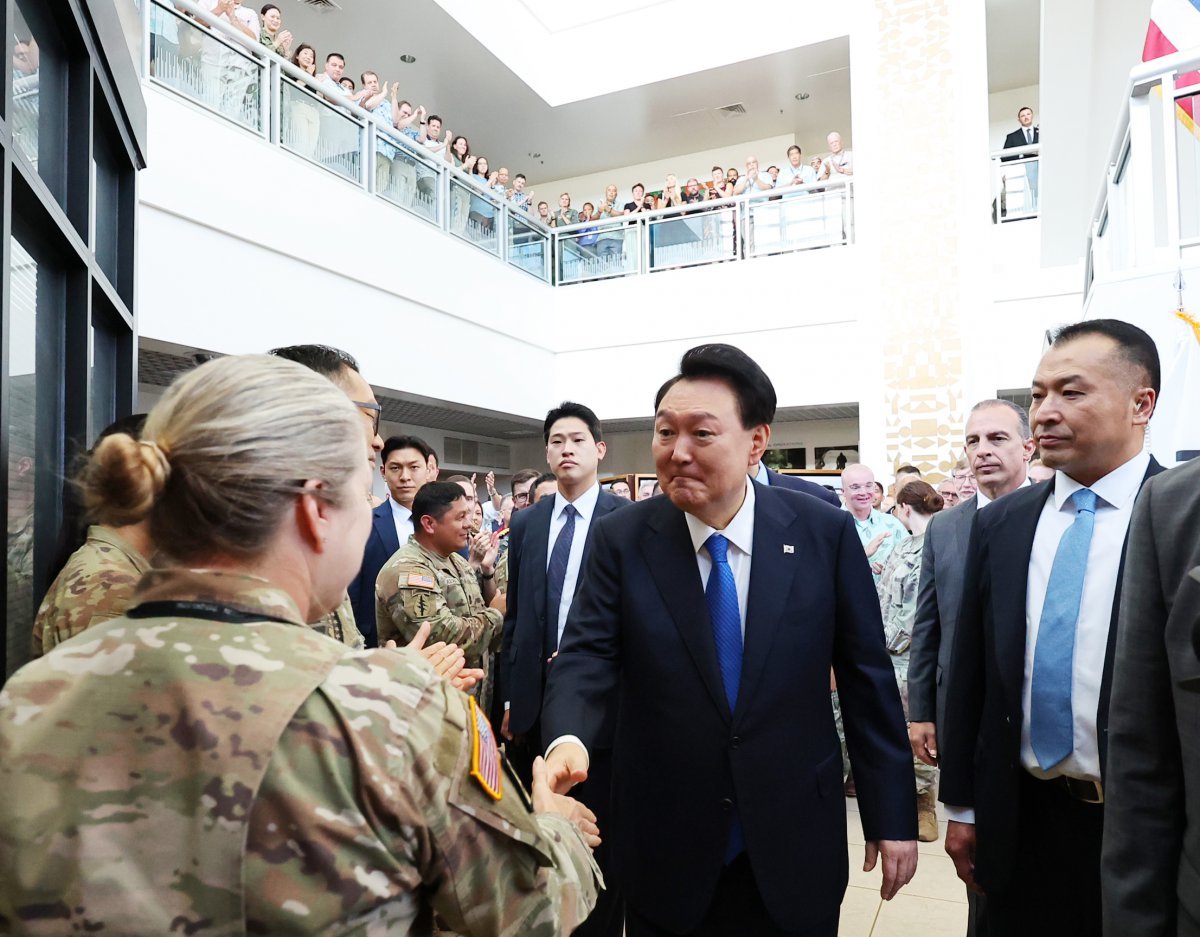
[81,433,170,526]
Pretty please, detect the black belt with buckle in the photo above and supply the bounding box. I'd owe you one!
[1050,775,1104,804]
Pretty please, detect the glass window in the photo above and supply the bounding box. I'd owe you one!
[7,238,39,671]
[11,4,46,172]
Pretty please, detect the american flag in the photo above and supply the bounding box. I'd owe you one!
[469,697,502,800]
[1144,0,1200,121]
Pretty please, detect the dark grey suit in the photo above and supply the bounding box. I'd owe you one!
[908,495,978,732]
[1102,457,1200,937]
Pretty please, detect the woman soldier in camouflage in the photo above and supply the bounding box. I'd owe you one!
[876,480,945,844]
[0,355,601,936]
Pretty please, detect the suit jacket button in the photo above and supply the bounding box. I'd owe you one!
[731,736,742,749]
[720,798,734,812]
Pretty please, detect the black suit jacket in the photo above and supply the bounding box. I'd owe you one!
[764,467,842,508]
[499,490,627,738]
[347,500,402,647]
[940,459,1164,895]
[1102,458,1200,937]
[541,483,916,932]
[1002,126,1038,160]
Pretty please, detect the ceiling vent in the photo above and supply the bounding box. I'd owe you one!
[717,102,747,117]
[297,0,341,10]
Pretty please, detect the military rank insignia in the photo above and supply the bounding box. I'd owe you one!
[468,697,503,800]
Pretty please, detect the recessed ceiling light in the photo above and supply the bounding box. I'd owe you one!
[399,54,416,64]
[794,92,810,101]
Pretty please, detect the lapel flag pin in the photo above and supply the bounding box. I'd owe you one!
[783,545,795,554]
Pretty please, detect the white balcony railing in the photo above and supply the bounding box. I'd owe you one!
[1085,48,1200,300]
[141,0,854,286]
[990,144,1039,223]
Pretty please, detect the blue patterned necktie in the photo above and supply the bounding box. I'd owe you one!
[544,504,577,656]
[705,533,745,862]
[1030,488,1098,771]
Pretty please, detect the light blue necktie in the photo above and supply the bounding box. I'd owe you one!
[705,533,745,862]
[1029,488,1098,771]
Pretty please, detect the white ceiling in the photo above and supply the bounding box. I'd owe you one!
[986,0,1041,92]
[278,0,1039,184]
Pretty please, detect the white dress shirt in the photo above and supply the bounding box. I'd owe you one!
[546,478,757,762]
[546,483,601,648]
[945,451,1149,824]
[389,498,414,547]
[683,478,755,638]
[1020,450,1149,782]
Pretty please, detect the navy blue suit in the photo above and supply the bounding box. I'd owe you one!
[499,490,628,739]
[347,500,401,647]
[764,466,841,507]
[541,483,916,933]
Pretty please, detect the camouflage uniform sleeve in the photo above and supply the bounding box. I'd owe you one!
[412,672,601,934]
[381,565,502,661]
[38,568,141,656]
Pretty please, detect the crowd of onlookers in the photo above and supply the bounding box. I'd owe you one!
[176,0,853,227]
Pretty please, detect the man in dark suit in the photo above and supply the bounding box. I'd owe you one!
[347,434,438,646]
[1001,106,1039,212]
[908,397,1035,933]
[543,344,917,937]
[1101,455,1200,936]
[750,459,841,507]
[498,401,627,937]
[940,319,1164,937]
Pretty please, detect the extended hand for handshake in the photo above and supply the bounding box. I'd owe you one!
[545,741,918,898]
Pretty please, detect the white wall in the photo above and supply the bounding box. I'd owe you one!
[530,133,811,206]
[988,84,1040,150]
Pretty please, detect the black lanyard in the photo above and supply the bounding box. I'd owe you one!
[126,600,295,626]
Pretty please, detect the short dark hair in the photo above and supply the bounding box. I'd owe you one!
[654,344,777,429]
[326,52,345,64]
[412,481,466,525]
[515,173,526,182]
[712,165,723,173]
[544,402,603,443]
[787,144,801,157]
[1018,106,1033,116]
[510,468,540,491]
[874,481,884,495]
[633,182,645,193]
[767,165,779,173]
[382,434,435,465]
[896,464,921,477]
[340,77,355,90]
[361,70,377,83]
[260,3,279,15]
[533,472,557,490]
[268,344,360,382]
[1051,318,1161,393]
[426,114,442,124]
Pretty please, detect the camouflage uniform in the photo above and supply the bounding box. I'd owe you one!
[310,591,366,649]
[877,531,938,797]
[0,567,600,935]
[494,540,510,594]
[376,536,503,713]
[31,525,151,659]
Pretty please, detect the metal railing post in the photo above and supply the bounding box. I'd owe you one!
[499,202,509,263]
[142,0,153,78]
[268,60,282,144]
[1161,71,1182,249]
[364,122,376,194]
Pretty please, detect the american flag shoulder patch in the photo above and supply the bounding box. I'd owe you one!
[468,696,503,801]
[407,573,435,588]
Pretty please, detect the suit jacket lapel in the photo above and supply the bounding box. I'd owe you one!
[641,501,730,723]
[737,491,799,720]
[526,500,553,620]
[994,484,1052,719]
[374,502,400,555]
[1098,457,1166,772]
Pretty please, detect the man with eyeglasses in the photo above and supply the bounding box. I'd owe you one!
[842,463,909,583]
[952,458,978,500]
[268,344,383,649]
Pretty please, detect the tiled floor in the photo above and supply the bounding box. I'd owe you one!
[840,796,968,937]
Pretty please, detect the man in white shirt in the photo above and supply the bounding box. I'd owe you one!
[908,397,1035,935]
[819,131,854,182]
[541,344,917,937]
[499,402,627,937]
[198,0,259,117]
[939,319,1163,937]
[733,155,774,196]
[776,144,818,188]
[347,434,439,646]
